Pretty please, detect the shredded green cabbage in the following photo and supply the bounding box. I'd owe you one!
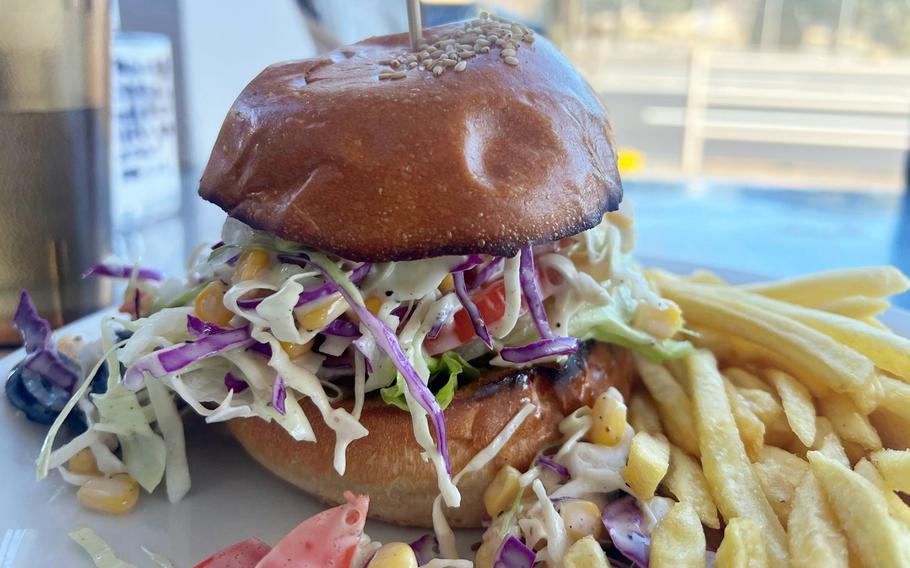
[69,528,137,568]
[92,386,167,492]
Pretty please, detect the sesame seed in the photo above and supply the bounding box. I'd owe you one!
[384,12,530,77]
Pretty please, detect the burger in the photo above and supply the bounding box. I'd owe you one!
[31,14,690,529]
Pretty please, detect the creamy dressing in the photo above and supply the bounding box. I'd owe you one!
[433,402,537,559]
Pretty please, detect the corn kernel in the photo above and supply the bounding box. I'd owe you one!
[194,281,234,327]
[483,465,521,517]
[76,474,139,515]
[559,500,604,542]
[295,294,343,330]
[590,387,628,446]
[232,249,270,283]
[439,274,455,293]
[632,301,682,339]
[279,340,311,360]
[364,296,383,315]
[367,542,418,568]
[563,535,610,568]
[68,448,100,476]
[623,431,670,500]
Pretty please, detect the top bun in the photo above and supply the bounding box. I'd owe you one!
[199,18,622,262]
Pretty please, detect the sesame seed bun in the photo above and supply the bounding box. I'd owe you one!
[226,342,633,528]
[199,20,622,262]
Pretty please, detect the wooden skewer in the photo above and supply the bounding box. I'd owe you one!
[406,0,423,50]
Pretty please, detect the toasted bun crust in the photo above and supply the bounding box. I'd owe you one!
[227,342,633,528]
[199,21,622,262]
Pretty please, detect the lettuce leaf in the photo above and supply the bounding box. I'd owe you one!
[381,351,479,411]
[570,304,693,362]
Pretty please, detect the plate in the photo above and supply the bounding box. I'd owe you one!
[1,262,908,566]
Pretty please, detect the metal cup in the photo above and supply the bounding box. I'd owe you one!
[0,0,112,344]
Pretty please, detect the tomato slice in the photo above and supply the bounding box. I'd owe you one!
[193,538,271,568]
[254,492,369,568]
[426,267,556,355]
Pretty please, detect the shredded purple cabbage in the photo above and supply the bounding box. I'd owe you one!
[452,254,484,273]
[271,375,287,415]
[13,291,78,389]
[83,262,163,281]
[321,319,359,337]
[427,303,457,339]
[224,371,249,393]
[494,535,536,568]
[315,260,452,474]
[453,271,493,348]
[601,495,651,568]
[248,342,272,358]
[500,337,579,364]
[469,257,504,292]
[518,245,553,339]
[123,324,254,390]
[187,314,230,336]
[410,534,439,565]
[537,454,570,477]
[294,261,372,308]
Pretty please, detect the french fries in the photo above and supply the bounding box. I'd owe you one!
[870,408,910,450]
[636,266,910,567]
[752,446,808,526]
[635,356,700,457]
[739,266,910,306]
[723,367,773,394]
[722,380,766,461]
[871,449,910,494]
[854,458,910,529]
[808,451,910,567]
[818,395,882,451]
[665,445,720,529]
[787,471,849,568]
[766,370,816,447]
[650,501,706,568]
[687,351,788,566]
[714,517,768,568]
[818,295,890,319]
[877,374,910,423]
[677,278,910,383]
[627,391,662,435]
[659,280,875,394]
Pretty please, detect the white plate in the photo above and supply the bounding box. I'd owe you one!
[1,263,908,567]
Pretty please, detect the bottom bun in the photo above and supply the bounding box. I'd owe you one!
[228,341,634,528]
